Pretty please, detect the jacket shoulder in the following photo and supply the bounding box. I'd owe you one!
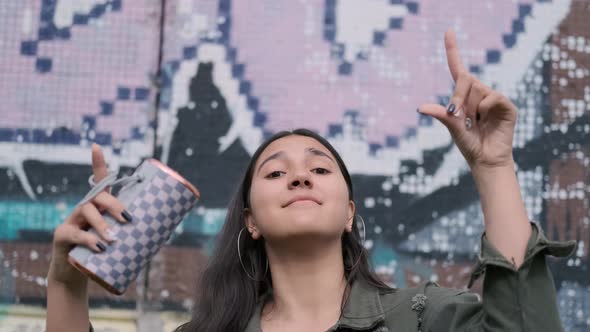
[379,281,466,309]
[379,282,473,330]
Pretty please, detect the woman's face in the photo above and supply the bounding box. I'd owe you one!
[246,135,354,243]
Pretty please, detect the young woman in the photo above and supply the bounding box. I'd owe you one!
[46,30,575,331]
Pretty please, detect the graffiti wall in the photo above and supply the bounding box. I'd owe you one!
[0,0,588,330]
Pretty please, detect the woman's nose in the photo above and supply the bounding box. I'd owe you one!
[288,172,313,189]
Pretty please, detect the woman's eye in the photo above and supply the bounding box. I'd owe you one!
[266,171,284,179]
[312,168,330,175]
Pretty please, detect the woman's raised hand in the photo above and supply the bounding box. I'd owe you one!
[418,29,517,171]
[47,144,131,285]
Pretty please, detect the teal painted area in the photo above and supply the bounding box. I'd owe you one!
[370,237,436,288]
[370,238,406,287]
[0,200,75,240]
[371,238,399,267]
[0,200,227,240]
[0,304,8,323]
[182,209,227,236]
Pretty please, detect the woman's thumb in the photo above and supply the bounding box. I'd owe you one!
[418,103,462,136]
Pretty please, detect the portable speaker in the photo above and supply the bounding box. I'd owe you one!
[68,158,200,295]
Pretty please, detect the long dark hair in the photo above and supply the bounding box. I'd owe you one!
[176,129,392,332]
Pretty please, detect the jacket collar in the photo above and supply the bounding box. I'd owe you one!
[338,279,386,329]
[244,279,386,331]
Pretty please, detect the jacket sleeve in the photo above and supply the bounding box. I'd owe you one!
[422,222,576,332]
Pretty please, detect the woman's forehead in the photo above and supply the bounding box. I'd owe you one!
[257,135,334,162]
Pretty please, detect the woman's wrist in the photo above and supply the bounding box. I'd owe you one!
[47,259,88,290]
[470,160,516,190]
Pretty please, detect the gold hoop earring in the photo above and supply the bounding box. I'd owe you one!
[345,214,368,271]
[237,227,268,281]
[355,214,366,246]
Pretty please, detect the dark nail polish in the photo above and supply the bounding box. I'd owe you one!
[476,111,481,122]
[96,242,107,252]
[446,104,456,114]
[121,210,133,222]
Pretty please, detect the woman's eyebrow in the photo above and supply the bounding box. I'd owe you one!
[257,151,285,174]
[306,148,335,163]
[256,148,335,174]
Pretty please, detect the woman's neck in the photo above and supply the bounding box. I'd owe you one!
[262,238,348,330]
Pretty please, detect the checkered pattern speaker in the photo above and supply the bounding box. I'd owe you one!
[68,159,199,295]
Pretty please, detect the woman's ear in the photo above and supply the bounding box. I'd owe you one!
[244,208,262,240]
[345,200,355,233]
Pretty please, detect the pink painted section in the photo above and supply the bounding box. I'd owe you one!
[230,0,532,143]
[0,1,160,141]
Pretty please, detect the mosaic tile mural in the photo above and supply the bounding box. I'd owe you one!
[0,0,588,330]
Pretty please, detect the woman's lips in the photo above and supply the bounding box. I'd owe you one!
[282,195,322,207]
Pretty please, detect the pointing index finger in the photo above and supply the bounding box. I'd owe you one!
[91,143,109,191]
[445,28,467,82]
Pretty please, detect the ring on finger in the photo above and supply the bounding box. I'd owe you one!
[465,117,472,129]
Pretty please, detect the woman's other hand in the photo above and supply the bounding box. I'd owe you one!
[418,29,517,172]
[47,143,131,286]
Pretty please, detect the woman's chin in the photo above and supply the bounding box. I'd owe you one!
[284,211,324,227]
[272,216,343,239]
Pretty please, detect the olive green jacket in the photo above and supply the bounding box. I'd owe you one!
[244,222,576,332]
